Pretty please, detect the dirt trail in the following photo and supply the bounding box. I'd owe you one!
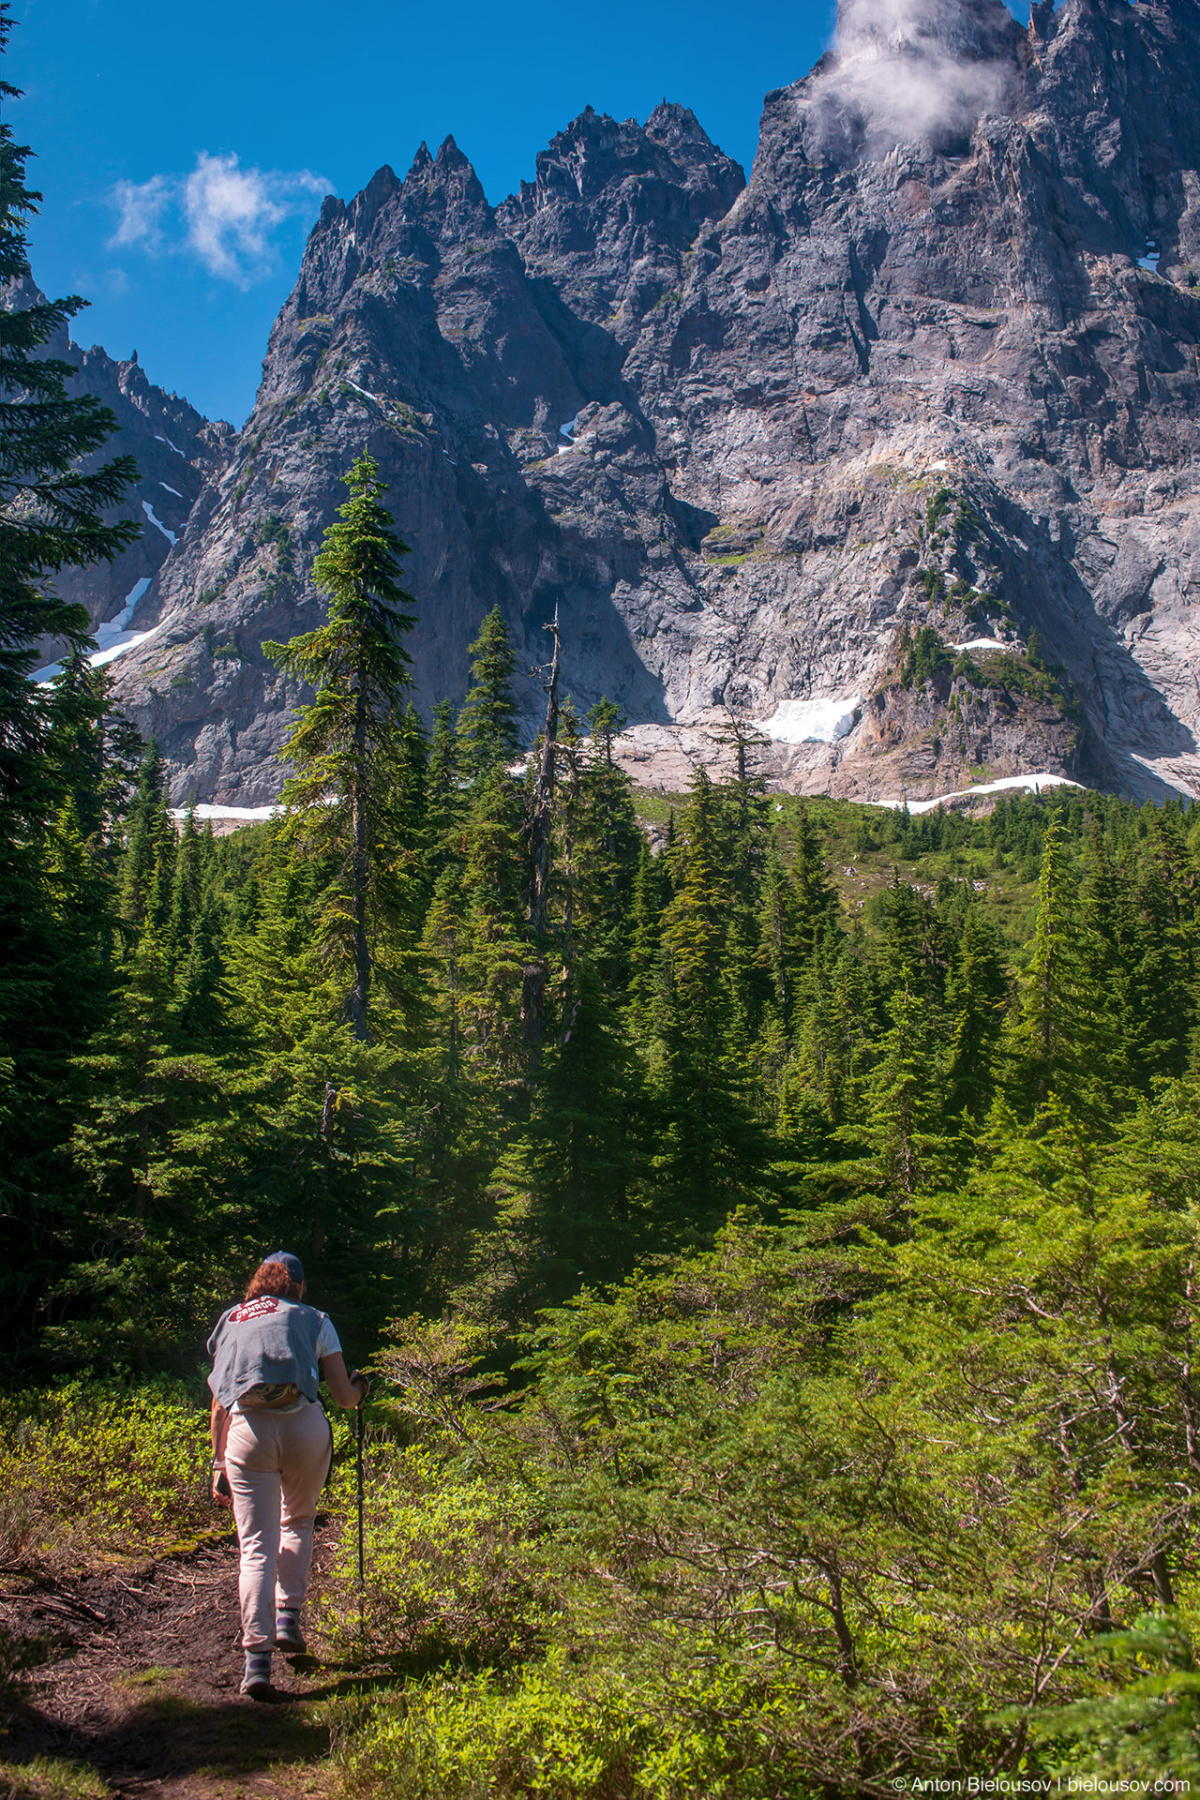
[1,1524,356,1799]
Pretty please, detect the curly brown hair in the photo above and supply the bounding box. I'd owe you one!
[244,1260,304,1303]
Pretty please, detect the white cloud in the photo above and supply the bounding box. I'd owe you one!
[106,152,329,286]
[183,151,327,284]
[110,173,171,251]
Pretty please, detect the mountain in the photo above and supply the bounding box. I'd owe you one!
[87,0,1200,806]
[54,343,233,632]
[3,279,235,652]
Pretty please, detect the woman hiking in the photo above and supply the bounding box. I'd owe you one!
[208,1251,369,1699]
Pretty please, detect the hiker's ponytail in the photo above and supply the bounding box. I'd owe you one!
[244,1260,304,1303]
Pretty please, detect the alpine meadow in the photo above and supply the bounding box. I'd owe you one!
[7,0,1200,1792]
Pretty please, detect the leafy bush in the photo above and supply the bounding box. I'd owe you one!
[335,1654,819,1800]
[321,1443,552,1669]
[0,1378,212,1568]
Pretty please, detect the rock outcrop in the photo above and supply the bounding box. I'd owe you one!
[82,0,1200,804]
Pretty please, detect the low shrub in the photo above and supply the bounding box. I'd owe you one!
[334,1654,817,1800]
[0,1378,212,1569]
[320,1444,552,1670]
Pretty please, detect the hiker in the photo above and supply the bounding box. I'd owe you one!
[207,1251,369,1699]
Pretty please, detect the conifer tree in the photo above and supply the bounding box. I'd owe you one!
[943,902,1009,1120]
[626,834,670,1029]
[567,698,640,996]
[0,3,139,833]
[1005,814,1090,1115]
[265,454,418,1041]
[166,806,202,974]
[651,767,769,1226]
[822,973,952,1216]
[456,606,519,779]
[424,696,462,878]
[119,741,167,927]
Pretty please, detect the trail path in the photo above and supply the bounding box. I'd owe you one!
[2,1526,353,1799]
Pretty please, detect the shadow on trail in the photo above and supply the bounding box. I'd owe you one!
[10,1665,397,1793]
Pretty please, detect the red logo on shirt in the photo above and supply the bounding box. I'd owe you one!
[229,1297,282,1324]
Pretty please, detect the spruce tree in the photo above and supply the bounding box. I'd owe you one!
[651,767,770,1227]
[626,835,671,1028]
[265,454,418,1040]
[1005,815,1090,1115]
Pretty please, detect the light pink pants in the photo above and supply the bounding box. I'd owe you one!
[226,1402,332,1650]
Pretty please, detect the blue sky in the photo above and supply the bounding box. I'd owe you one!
[12,0,1028,428]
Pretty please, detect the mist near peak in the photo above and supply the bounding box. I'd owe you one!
[801,0,1023,158]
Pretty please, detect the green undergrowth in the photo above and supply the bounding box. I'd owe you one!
[0,1377,216,1569]
[332,1656,817,1800]
[312,1167,1200,1793]
[318,1444,551,1672]
[0,1757,110,1800]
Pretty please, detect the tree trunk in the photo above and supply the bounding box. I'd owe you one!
[349,654,371,1042]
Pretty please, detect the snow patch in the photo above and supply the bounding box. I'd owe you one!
[560,414,580,439]
[756,695,863,745]
[155,433,184,456]
[929,460,949,472]
[872,771,1081,816]
[170,803,280,823]
[142,500,177,545]
[159,481,183,498]
[90,623,167,669]
[32,577,156,683]
[952,637,1008,653]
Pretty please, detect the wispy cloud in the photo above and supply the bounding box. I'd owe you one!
[107,152,329,285]
[804,0,1017,154]
[110,173,171,252]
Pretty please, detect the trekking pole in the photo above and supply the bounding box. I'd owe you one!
[354,1395,365,1638]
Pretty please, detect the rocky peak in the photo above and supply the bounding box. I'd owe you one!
[498,103,744,330]
[793,0,1025,165]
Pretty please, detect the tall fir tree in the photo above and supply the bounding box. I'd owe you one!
[265,454,418,1041]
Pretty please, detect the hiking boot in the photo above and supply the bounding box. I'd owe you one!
[240,1651,272,1699]
[275,1610,306,1653]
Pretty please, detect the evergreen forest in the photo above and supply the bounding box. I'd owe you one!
[7,14,1200,1788]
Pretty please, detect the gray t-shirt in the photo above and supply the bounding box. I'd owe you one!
[207,1296,342,1411]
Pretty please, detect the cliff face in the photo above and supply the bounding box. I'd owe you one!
[98,0,1200,805]
[54,345,233,628]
